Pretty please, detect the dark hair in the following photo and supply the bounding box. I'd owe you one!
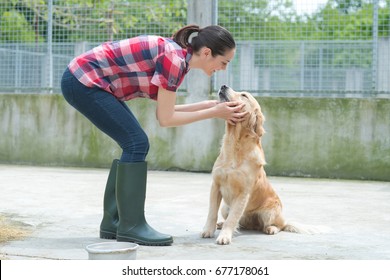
[172,24,235,57]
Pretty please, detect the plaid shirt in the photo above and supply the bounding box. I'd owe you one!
[68,35,191,101]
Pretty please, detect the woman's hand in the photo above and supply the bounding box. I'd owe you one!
[213,101,247,125]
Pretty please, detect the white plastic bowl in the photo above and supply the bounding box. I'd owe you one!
[85,241,139,260]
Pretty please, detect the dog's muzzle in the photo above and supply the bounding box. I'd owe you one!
[218,85,230,102]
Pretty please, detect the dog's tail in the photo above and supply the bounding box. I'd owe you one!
[282,222,332,234]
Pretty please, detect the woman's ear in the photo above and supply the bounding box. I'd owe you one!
[200,47,212,58]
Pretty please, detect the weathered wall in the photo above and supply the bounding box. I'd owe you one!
[259,97,390,181]
[0,94,389,181]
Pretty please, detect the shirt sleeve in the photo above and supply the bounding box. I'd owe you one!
[151,50,187,92]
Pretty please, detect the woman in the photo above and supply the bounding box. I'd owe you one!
[61,24,246,246]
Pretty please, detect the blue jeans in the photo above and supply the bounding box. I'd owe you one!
[61,68,149,162]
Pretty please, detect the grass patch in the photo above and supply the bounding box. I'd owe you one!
[0,215,30,242]
[0,214,32,259]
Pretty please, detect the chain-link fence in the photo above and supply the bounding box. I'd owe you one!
[215,0,390,97]
[0,0,389,97]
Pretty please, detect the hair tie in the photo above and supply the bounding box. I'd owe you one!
[188,32,199,44]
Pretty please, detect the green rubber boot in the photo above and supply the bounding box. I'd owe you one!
[116,161,173,246]
[99,159,119,239]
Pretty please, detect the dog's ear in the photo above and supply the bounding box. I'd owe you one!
[253,108,265,137]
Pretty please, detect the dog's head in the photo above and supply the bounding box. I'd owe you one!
[218,85,265,138]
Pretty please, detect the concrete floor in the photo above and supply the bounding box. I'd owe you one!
[1,164,390,260]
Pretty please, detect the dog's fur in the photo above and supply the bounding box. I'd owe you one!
[201,86,328,245]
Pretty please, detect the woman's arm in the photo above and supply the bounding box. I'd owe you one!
[174,100,218,112]
[156,87,246,127]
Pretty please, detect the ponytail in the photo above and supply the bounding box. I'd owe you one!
[172,24,235,57]
[172,24,200,48]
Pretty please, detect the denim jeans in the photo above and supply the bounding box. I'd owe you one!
[60,68,149,162]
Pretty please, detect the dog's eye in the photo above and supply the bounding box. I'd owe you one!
[241,94,248,99]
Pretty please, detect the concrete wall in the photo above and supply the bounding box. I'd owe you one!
[0,94,389,181]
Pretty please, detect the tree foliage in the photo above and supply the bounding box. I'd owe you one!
[0,0,187,42]
[0,0,389,43]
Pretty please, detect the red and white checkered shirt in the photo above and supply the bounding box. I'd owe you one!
[68,35,191,101]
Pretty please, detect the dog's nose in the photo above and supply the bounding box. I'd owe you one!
[218,85,229,102]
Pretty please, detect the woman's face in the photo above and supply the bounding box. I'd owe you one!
[200,47,236,76]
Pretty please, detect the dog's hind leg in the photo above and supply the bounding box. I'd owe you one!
[216,194,250,245]
[201,182,222,238]
[259,210,285,235]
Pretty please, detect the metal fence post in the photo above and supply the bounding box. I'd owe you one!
[211,0,218,92]
[212,0,218,25]
[47,0,53,93]
[15,44,21,93]
[300,42,305,92]
[319,45,323,91]
[186,0,213,101]
[372,0,379,94]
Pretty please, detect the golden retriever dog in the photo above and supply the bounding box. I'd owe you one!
[201,85,328,245]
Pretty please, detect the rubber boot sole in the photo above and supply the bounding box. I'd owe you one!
[100,229,117,239]
[117,234,173,246]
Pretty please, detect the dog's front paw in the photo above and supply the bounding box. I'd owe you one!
[201,228,216,238]
[216,231,232,245]
[264,225,280,235]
